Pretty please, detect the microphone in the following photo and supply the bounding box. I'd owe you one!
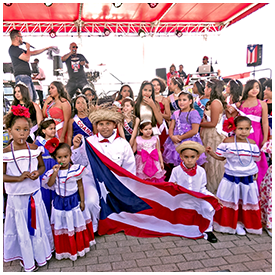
[23,42,35,49]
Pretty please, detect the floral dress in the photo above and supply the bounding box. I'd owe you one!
[260,139,272,229]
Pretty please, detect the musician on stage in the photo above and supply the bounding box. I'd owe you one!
[61,42,89,99]
[8,29,51,102]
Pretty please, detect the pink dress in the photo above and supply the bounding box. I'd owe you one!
[239,100,268,190]
[135,136,166,182]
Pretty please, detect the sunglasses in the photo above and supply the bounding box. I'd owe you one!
[72,46,78,49]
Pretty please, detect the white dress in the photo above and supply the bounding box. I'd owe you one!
[42,164,96,261]
[3,146,54,272]
[213,142,262,234]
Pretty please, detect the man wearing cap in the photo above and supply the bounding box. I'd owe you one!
[169,140,220,243]
[196,56,214,77]
[61,42,89,98]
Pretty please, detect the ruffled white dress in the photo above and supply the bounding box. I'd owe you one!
[213,141,262,234]
[3,146,54,272]
[42,164,96,261]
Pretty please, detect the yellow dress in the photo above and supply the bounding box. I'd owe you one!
[200,99,226,194]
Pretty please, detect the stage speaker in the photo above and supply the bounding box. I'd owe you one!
[156,68,167,82]
[53,55,63,76]
[246,44,262,67]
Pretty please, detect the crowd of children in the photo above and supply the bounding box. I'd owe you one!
[3,76,272,271]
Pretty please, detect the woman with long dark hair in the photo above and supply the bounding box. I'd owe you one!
[134,81,162,135]
[200,79,227,194]
[11,82,43,142]
[42,81,71,143]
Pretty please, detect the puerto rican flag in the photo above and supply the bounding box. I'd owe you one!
[85,140,221,239]
[246,44,258,65]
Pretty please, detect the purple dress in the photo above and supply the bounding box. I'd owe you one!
[239,99,268,190]
[163,109,207,166]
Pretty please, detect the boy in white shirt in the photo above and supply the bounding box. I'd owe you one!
[169,140,220,243]
[71,107,136,232]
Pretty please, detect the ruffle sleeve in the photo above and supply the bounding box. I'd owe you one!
[215,142,228,157]
[66,164,87,181]
[41,169,56,190]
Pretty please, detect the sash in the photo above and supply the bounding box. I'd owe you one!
[195,97,206,112]
[36,135,47,146]
[158,119,169,135]
[73,115,93,137]
[29,124,38,141]
[169,94,180,111]
[123,119,133,135]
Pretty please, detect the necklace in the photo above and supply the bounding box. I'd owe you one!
[57,164,71,197]
[234,135,253,167]
[11,140,31,174]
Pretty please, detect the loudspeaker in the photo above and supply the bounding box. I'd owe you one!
[53,55,63,76]
[156,68,167,82]
[246,44,262,67]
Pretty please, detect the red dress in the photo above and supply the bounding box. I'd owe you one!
[46,101,71,143]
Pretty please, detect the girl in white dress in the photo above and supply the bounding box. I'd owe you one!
[42,141,96,261]
[3,105,54,272]
[206,116,262,235]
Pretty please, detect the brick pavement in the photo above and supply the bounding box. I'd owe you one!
[3,230,272,272]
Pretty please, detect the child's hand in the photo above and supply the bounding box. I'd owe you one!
[52,164,61,173]
[19,171,31,182]
[160,162,164,170]
[80,201,85,211]
[73,134,82,149]
[205,146,213,154]
[215,196,223,208]
[253,173,258,181]
[171,135,181,143]
[29,170,40,180]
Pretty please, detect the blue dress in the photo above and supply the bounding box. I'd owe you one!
[35,136,57,218]
[163,109,207,166]
[72,116,93,141]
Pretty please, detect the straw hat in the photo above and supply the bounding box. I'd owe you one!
[176,141,205,155]
[88,106,123,125]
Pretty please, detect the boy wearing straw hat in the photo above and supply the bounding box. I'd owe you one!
[169,140,219,243]
[71,107,136,232]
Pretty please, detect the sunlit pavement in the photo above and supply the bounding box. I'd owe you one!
[3,230,272,272]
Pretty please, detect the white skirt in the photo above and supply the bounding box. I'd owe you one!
[4,190,54,272]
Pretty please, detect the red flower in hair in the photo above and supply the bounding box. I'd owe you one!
[11,105,30,118]
[45,137,60,154]
[223,117,236,133]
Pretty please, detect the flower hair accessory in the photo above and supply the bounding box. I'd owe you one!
[45,137,60,154]
[223,117,236,133]
[11,105,30,118]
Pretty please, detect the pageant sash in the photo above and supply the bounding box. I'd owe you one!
[73,115,93,137]
[123,119,133,135]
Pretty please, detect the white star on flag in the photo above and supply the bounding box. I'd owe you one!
[98,180,109,203]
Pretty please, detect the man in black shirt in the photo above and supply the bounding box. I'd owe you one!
[61,42,89,98]
[8,29,51,102]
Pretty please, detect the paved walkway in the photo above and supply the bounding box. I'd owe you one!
[3,230,272,272]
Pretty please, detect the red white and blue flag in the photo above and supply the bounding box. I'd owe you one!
[85,140,221,239]
[246,44,258,65]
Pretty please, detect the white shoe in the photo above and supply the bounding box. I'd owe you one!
[236,226,246,235]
